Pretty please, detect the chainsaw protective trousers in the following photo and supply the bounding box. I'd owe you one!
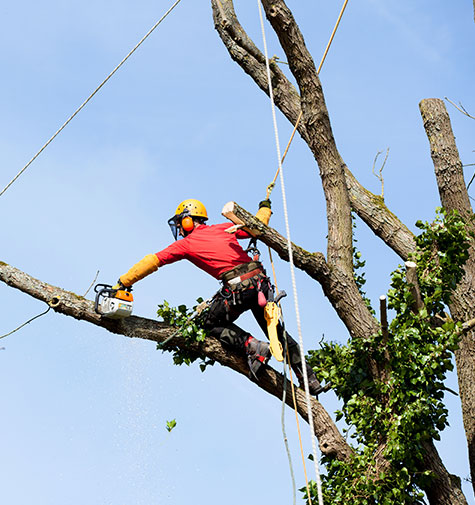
[203,276,304,372]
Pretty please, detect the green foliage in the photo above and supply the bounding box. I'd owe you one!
[166,419,177,432]
[306,209,471,504]
[156,298,215,371]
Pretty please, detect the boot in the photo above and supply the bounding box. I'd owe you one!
[244,336,271,380]
[294,362,326,398]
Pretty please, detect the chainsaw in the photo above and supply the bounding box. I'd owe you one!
[94,283,134,319]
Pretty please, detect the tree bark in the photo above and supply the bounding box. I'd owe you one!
[420,98,475,492]
[405,260,424,312]
[0,260,352,461]
[422,440,469,505]
[260,0,354,275]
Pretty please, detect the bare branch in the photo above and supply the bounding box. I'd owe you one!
[372,148,389,198]
[445,97,475,120]
[466,171,475,191]
[82,269,100,297]
[0,306,51,339]
[462,318,475,333]
[211,0,303,129]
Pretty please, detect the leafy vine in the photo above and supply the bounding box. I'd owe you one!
[156,298,214,372]
[307,209,471,504]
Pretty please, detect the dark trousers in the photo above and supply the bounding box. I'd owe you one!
[203,277,305,372]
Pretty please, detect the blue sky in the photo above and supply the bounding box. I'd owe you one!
[1,1,474,504]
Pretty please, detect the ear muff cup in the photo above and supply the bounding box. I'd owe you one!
[181,216,194,232]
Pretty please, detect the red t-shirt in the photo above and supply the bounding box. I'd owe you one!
[155,223,253,279]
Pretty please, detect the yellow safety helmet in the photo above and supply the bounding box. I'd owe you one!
[168,199,208,240]
[174,199,208,220]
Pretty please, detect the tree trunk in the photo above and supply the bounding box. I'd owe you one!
[420,98,475,492]
[422,441,468,505]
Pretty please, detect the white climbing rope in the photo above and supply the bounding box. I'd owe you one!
[0,0,183,198]
[256,2,324,505]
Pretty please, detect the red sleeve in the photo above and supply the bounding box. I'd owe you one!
[155,240,189,266]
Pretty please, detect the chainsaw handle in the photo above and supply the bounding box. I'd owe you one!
[94,285,112,314]
[94,283,113,294]
[94,284,118,314]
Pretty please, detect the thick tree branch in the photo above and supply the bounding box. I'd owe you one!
[3,262,462,502]
[211,0,303,130]
[422,440,468,505]
[420,99,473,219]
[211,0,416,263]
[345,170,416,259]
[0,260,351,461]
[260,0,354,274]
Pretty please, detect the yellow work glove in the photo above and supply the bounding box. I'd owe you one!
[119,254,160,287]
[255,199,272,226]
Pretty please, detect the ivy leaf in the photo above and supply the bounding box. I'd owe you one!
[166,419,177,432]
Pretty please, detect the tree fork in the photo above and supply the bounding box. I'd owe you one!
[211,0,416,262]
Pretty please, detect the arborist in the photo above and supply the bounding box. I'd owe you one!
[115,198,324,396]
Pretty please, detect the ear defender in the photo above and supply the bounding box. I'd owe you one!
[181,216,194,232]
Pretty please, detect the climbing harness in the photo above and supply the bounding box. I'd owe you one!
[0,0,183,198]
[218,260,268,322]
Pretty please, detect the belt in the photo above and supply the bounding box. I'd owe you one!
[226,267,263,286]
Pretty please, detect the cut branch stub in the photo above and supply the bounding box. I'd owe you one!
[405,261,424,312]
[380,295,389,340]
